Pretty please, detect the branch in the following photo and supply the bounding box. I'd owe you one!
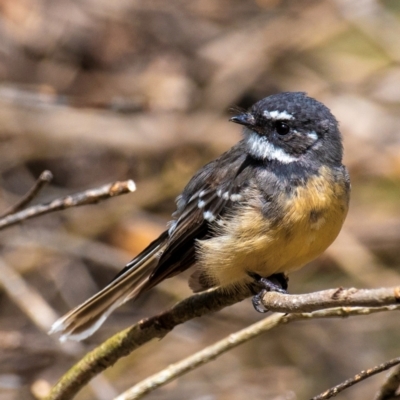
[311,357,400,400]
[0,180,136,230]
[114,305,400,400]
[374,364,400,400]
[260,286,400,313]
[0,170,53,217]
[47,286,400,400]
[46,285,254,400]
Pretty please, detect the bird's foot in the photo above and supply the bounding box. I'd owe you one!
[249,273,289,313]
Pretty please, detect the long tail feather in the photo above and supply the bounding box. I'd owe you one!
[49,233,168,341]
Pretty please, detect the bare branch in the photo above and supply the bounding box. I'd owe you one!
[261,287,400,313]
[311,357,400,400]
[46,285,254,400]
[374,364,400,400]
[0,180,136,230]
[0,170,53,218]
[0,258,118,399]
[46,285,400,400]
[114,306,400,400]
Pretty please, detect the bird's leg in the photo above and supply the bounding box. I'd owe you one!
[269,272,289,291]
[249,272,289,313]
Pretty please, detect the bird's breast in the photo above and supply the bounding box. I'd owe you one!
[196,166,349,288]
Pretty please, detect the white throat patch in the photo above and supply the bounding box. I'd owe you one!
[244,129,297,163]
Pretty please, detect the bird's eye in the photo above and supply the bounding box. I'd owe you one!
[275,121,290,136]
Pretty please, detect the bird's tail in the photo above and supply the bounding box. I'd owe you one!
[49,232,168,341]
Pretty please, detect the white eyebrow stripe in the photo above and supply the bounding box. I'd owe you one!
[263,110,294,120]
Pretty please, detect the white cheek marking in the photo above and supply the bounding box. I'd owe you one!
[244,130,297,163]
[203,211,216,222]
[264,110,294,120]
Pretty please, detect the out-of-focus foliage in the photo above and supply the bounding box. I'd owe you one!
[0,1,399,399]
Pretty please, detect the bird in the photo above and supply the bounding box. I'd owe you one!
[50,92,350,341]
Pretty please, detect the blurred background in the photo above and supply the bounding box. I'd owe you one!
[0,0,399,399]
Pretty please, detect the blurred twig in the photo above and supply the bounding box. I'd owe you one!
[46,285,254,400]
[0,256,118,399]
[113,306,400,400]
[47,286,400,400]
[374,364,400,400]
[0,101,239,163]
[0,256,59,331]
[0,228,133,271]
[0,170,53,218]
[0,180,136,230]
[311,357,400,400]
[200,2,346,111]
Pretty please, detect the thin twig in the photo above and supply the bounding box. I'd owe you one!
[0,256,58,331]
[114,305,400,400]
[261,287,400,313]
[0,170,53,217]
[46,285,254,400]
[0,180,136,230]
[311,357,400,400]
[0,258,118,399]
[374,364,400,400]
[47,286,400,400]
[0,227,133,271]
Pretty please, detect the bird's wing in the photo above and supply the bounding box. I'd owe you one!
[145,146,254,289]
[50,142,253,341]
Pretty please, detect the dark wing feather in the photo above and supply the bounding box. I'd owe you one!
[50,141,254,340]
[144,143,253,289]
[110,230,169,283]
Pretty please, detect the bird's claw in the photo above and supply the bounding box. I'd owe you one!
[250,274,288,313]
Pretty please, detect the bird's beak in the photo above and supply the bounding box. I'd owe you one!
[229,113,255,127]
